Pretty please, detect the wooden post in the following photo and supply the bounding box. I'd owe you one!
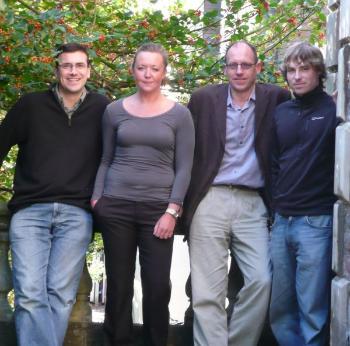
[0,202,13,322]
[69,261,92,323]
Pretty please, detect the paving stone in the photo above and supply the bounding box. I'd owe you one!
[333,200,350,279]
[336,44,350,121]
[334,123,350,202]
[330,277,350,346]
[328,0,340,11]
[326,11,339,69]
[326,72,338,95]
[339,0,350,41]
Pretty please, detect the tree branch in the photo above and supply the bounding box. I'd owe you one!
[16,0,40,15]
[0,187,13,193]
[263,8,318,55]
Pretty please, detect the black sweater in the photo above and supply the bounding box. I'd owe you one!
[0,89,110,213]
[271,87,341,216]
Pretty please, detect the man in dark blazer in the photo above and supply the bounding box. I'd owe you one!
[182,41,290,346]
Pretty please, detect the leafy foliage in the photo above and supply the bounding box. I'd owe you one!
[0,145,16,201]
[0,0,327,280]
[86,233,105,282]
[0,0,326,195]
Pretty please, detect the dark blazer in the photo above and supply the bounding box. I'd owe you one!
[180,82,290,237]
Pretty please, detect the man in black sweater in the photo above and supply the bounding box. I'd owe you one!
[269,42,341,346]
[0,43,109,346]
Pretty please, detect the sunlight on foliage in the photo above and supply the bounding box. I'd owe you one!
[0,1,327,263]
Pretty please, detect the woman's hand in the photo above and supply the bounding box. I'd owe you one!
[153,213,176,239]
[91,199,98,208]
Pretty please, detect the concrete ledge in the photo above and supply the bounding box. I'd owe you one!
[0,322,193,346]
[0,321,276,345]
[0,321,16,346]
[65,322,193,346]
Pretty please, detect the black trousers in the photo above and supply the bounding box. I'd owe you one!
[94,196,174,346]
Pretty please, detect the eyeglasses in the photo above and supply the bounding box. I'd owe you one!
[226,63,256,71]
[58,63,88,71]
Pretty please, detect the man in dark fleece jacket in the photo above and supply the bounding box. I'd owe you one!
[269,42,341,346]
[0,43,109,346]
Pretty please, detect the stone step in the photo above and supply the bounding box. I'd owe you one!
[0,321,277,346]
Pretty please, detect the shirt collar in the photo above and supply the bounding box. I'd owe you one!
[227,86,256,108]
[53,84,88,110]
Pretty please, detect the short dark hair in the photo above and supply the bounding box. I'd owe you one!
[132,42,168,70]
[225,40,258,64]
[55,43,90,67]
[281,41,326,87]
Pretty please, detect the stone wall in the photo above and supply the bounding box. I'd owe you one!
[327,0,350,345]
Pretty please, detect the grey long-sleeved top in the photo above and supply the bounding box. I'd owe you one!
[92,99,195,204]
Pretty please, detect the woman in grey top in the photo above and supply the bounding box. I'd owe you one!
[92,43,195,346]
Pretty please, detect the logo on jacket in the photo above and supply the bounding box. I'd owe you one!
[311,116,324,121]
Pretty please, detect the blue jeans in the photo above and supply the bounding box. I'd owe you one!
[270,214,332,346]
[9,203,92,346]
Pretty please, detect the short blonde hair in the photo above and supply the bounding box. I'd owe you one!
[132,43,168,70]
